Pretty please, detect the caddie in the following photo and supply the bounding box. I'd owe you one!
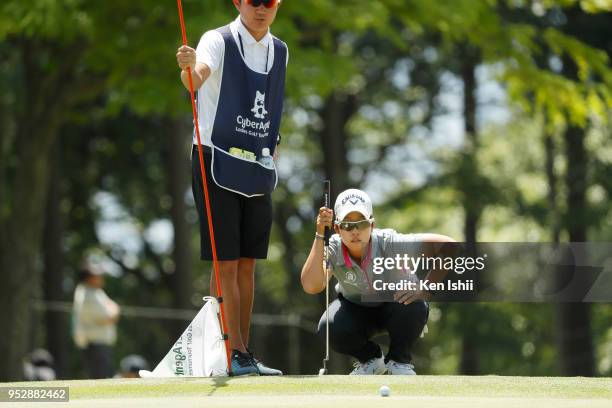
[176,0,287,376]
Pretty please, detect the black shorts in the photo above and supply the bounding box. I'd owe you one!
[191,146,273,261]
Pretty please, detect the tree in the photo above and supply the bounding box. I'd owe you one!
[2,0,610,379]
[0,0,233,380]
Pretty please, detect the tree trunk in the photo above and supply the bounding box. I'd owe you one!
[552,52,596,377]
[0,131,57,381]
[543,128,561,244]
[168,119,194,317]
[0,86,9,213]
[459,45,480,375]
[0,37,74,381]
[318,91,357,199]
[555,123,595,376]
[42,143,70,379]
[274,200,301,292]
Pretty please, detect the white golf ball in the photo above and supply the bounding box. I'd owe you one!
[379,385,390,397]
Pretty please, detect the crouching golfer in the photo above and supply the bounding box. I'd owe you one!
[301,189,455,375]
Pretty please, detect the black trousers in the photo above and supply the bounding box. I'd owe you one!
[83,343,114,379]
[318,295,429,364]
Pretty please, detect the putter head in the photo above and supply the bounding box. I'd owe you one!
[318,367,328,376]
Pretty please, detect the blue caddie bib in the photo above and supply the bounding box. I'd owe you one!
[209,25,286,197]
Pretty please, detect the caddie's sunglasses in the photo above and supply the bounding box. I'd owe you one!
[247,0,278,8]
[336,219,374,232]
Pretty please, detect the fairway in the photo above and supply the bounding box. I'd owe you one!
[2,375,611,408]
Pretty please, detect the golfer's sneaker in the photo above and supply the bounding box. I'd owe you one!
[386,360,417,375]
[349,355,387,375]
[230,350,259,377]
[246,349,283,376]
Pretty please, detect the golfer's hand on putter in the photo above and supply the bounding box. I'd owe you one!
[394,289,431,305]
[176,45,196,71]
[316,207,333,235]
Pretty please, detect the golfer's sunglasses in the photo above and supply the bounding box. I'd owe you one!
[335,219,374,232]
[246,0,278,8]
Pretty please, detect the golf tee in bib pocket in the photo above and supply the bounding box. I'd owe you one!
[209,25,286,197]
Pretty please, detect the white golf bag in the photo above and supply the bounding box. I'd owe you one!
[139,296,228,377]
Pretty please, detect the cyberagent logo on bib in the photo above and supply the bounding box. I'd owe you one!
[251,91,268,119]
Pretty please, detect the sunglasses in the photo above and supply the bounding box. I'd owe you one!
[335,219,374,232]
[246,0,278,8]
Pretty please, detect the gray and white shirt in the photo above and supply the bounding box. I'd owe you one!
[327,228,425,306]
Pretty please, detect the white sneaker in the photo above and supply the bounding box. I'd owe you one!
[386,360,416,375]
[246,349,283,376]
[253,359,283,376]
[349,355,387,375]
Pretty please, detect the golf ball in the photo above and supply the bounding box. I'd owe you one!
[379,385,390,397]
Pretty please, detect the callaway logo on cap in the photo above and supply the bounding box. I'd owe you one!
[334,189,373,221]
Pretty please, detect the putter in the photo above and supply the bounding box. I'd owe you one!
[318,180,331,376]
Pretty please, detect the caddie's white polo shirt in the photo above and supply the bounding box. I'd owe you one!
[193,16,289,147]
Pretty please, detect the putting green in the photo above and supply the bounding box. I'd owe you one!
[2,375,611,408]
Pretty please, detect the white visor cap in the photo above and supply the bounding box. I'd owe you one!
[334,189,373,222]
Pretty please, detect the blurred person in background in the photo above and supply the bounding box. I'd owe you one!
[23,349,56,381]
[114,354,149,378]
[72,262,120,379]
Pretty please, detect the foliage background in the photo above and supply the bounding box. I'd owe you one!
[0,0,611,380]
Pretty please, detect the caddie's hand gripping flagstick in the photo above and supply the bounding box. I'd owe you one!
[319,180,331,376]
[176,0,232,376]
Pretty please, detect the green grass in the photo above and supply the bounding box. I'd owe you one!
[2,376,611,408]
